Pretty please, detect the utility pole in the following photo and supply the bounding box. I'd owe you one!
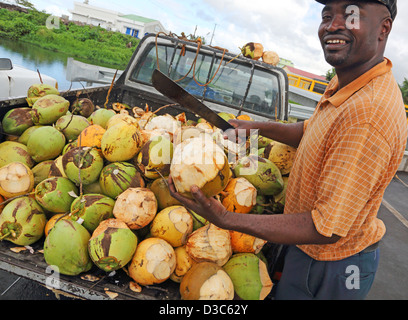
[210,24,217,46]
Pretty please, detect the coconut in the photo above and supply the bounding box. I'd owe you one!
[101,122,143,162]
[172,126,207,146]
[113,187,157,230]
[88,108,116,129]
[179,262,234,300]
[170,245,196,283]
[99,162,145,199]
[233,155,284,196]
[149,177,181,211]
[0,141,35,169]
[0,162,34,199]
[241,42,264,60]
[262,51,280,66]
[2,108,34,137]
[82,181,103,195]
[251,195,270,215]
[71,98,95,118]
[186,224,232,267]
[31,94,70,125]
[18,126,43,145]
[223,253,273,300]
[144,114,180,140]
[62,140,78,156]
[62,147,104,186]
[26,84,59,106]
[134,135,174,180]
[105,113,140,130]
[27,126,66,163]
[190,210,209,231]
[32,160,54,186]
[264,141,297,176]
[77,125,106,153]
[170,136,231,199]
[128,237,176,286]
[150,205,194,248]
[221,177,257,214]
[270,176,289,214]
[44,219,93,276]
[229,231,267,254]
[0,197,46,246]
[70,194,115,233]
[55,114,91,142]
[48,156,67,178]
[88,219,138,272]
[44,213,70,237]
[35,177,79,214]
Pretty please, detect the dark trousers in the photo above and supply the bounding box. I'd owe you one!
[274,245,379,300]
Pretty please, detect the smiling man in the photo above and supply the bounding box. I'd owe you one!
[168,0,408,300]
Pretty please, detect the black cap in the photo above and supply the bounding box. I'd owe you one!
[315,0,397,20]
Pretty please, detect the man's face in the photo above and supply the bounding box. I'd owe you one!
[318,0,389,70]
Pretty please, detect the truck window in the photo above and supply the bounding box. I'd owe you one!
[130,43,281,117]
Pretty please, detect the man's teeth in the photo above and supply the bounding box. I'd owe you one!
[326,40,347,44]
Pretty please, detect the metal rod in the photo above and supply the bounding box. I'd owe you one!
[1,277,21,296]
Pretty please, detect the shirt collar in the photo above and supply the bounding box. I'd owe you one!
[322,58,393,108]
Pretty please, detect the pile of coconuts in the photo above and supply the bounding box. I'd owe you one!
[0,83,297,300]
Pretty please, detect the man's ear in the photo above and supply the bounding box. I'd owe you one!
[379,17,392,41]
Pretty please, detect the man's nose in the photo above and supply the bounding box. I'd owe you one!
[326,15,347,32]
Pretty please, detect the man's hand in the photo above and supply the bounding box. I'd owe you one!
[168,176,230,229]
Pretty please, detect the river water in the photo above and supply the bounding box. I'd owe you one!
[0,38,103,91]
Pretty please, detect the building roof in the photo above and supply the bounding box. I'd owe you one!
[120,14,157,23]
[285,66,326,82]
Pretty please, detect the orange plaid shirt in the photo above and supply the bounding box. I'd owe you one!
[284,58,408,261]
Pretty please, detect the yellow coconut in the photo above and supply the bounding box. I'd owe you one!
[170,136,231,199]
[150,205,194,248]
[105,113,140,130]
[229,231,267,254]
[186,224,232,267]
[170,245,196,283]
[77,124,106,153]
[180,262,234,300]
[264,141,297,175]
[221,177,257,214]
[101,122,143,162]
[113,188,158,230]
[0,162,34,199]
[128,237,176,286]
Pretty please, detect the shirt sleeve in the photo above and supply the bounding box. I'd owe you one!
[311,123,391,238]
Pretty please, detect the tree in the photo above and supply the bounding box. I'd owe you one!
[326,67,336,81]
[15,0,36,10]
[399,78,408,105]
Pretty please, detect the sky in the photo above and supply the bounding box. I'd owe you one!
[27,0,408,84]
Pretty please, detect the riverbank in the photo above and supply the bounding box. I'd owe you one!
[0,6,138,70]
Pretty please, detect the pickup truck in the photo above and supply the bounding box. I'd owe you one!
[0,33,290,300]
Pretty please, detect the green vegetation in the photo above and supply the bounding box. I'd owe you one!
[0,7,139,69]
[399,78,408,105]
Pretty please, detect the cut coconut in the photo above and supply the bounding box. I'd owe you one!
[221,177,257,213]
[0,162,34,198]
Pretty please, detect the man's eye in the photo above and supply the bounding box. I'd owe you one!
[322,15,331,21]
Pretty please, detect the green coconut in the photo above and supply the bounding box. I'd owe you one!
[31,94,70,125]
[0,141,35,169]
[233,155,284,196]
[44,219,92,276]
[88,218,138,272]
[31,160,54,186]
[270,176,289,214]
[2,108,34,137]
[149,177,181,211]
[223,253,273,300]
[88,108,116,129]
[99,162,145,199]
[0,197,47,246]
[55,114,91,142]
[48,156,67,178]
[101,122,143,162]
[82,181,103,195]
[134,135,174,180]
[70,194,115,233]
[62,147,104,186]
[35,177,79,214]
[26,84,60,107]
[27,126,66,163]
[18,126,43,146]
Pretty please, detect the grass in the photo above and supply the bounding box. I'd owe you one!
[0,8,139,69]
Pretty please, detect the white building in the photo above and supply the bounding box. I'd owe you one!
[69,1,167,38]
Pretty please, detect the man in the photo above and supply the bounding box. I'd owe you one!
[168,0,407,300]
